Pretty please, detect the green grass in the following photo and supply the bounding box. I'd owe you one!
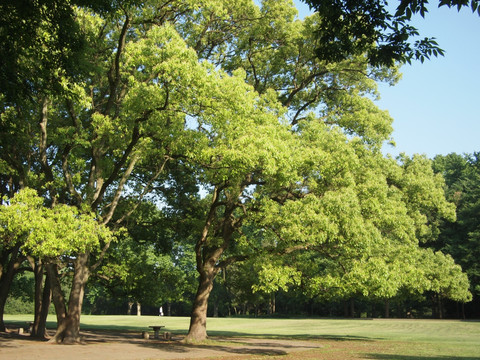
[4,315,480,359]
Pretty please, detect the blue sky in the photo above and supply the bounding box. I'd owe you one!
[293,1,480,159]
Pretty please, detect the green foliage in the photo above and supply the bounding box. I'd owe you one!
[0,188,114,258]
[433,152,480,297]
[304,0,479,66]
[0,1,474,334]
[251,148,466,304]
[4,297,34,315]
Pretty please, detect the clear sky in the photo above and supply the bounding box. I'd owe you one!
[293,1,480,159]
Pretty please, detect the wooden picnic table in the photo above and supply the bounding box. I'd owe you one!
[149,325,165,339]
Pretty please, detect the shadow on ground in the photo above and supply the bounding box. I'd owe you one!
[367,354,480,360]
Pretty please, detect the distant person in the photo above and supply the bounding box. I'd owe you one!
[159,306,164,316]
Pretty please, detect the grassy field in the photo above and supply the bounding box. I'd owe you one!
[4,314,480,359]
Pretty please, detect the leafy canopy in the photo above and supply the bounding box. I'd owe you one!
[0,188,113,258]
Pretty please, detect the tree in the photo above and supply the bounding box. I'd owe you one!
[179,0,409,341]
[303,0,480,66]
[95,201,194,316]
[251,148,469,311]
[1,0,313,342]
[433,152,480,316]
[1,1,204,342]
[0,0,471,344]
[0,188,113,335]
[0,0,131,104]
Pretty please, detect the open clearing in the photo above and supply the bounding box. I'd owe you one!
[2,316,480,360]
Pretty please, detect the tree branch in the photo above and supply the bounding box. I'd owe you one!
[105,13,130,115]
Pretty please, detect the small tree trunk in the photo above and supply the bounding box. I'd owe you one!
[167,302,171,316]
[127,301,133,315]
[385,299,390,318]
[136,302,141,316]
[438,296,443,319]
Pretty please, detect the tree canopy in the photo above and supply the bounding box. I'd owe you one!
[0,0,474,343]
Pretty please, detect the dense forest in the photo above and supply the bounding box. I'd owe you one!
[1,0,478,344]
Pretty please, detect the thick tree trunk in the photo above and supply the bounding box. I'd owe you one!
[185,187,240,342]
[49,253,90,344]
[185,263,217,342]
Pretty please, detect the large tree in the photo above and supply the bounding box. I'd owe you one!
[252,153,470,311]
[178,0,467,341]
[0,0,309,343]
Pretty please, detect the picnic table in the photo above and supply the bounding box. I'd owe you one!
[149,325,165,339]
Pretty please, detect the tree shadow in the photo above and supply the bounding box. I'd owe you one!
[137,336,326,357]
[202,329,377,341]
[139,340,290,356]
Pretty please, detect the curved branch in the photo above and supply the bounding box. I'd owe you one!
[105,13,130,115]
[101,152,140,225]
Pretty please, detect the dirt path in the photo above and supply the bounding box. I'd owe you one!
[0,330,323,360]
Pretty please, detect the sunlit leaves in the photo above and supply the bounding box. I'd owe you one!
[0,188,113,258]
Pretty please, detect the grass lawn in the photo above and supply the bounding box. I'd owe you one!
[4,314,480,359]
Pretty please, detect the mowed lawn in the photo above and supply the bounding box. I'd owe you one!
[4,314,480,359]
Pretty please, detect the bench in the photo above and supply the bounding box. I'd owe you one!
[148,325,165,339]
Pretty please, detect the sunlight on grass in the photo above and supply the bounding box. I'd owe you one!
[4,315,480,359]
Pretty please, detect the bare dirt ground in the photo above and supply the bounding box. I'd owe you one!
[0,329,326,360]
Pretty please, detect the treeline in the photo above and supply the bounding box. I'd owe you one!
[7,150,480,321]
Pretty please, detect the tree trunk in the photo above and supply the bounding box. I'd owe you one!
[49,253,90,344]
[37,273,52,338]
[0,245,23,332]
[46,263,67,326]
[270,293,276,315]
[185,263,216,342]
[127,301,133,315]
[384,299,390,318]
[136,302,141,316]
[31,259,51,338]
[438,295,444,319]
[185,187,239,342]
